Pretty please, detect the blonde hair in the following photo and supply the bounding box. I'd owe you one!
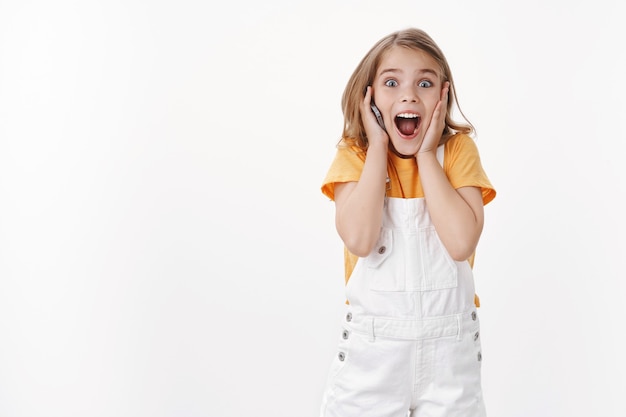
[340,28,474,150]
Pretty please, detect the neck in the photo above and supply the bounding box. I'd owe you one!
[389,143,414,159]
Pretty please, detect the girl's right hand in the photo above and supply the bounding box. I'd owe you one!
[334,86,390,257]
[361,86,389,148]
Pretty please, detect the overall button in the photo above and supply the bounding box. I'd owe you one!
[477,352,482,362]
[342,330,349,340]
[346,312,352,322]
[474,331,480,341]
[338,352,346,362]
[378,246,386,254]
[471,311,477,321]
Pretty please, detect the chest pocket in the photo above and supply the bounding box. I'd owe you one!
[362,228,403,291]
[409,226,458,291]
[365,228,393,269]
[362,226,458,292]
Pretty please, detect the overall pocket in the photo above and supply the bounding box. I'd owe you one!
[362,226,458,292]
[364,228,405,291]
[410,226,458,291]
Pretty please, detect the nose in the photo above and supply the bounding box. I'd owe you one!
[400,86,419,103]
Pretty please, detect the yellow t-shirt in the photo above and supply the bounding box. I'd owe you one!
[321,133,496,306]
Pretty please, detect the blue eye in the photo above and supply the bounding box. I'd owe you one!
[418,80,433,88]
[384,79,398,87]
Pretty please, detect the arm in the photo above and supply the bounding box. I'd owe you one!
[416,153,484,261]
[334,87,389,257]
[416,84,484,261]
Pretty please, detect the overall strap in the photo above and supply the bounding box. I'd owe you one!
[436,143,445,167]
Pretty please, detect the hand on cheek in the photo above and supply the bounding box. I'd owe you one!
[360,86,389,149]
[418,81,450,154]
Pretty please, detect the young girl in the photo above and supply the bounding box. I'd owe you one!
[319,28,496,417]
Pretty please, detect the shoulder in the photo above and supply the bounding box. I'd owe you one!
[444,133,496,205]
[443,133,485,170]
[321,140,366,201]
[444,133,479,156]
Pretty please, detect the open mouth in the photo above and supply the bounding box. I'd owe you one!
[395,113,420,137]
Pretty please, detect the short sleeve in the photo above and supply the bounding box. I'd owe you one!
[445,134,496,206]
[321,145,366,201]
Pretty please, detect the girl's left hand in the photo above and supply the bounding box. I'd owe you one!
[417,81,449,154]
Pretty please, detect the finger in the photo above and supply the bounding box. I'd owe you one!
[441,81,450,102]
[360,86,376,125]
[433,93,445,120]
[364,85,373,105]
[429,95,446,133]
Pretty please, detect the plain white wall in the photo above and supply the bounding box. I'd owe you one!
[1,0,625,416]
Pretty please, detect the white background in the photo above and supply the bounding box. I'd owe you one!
[1,0,625,416]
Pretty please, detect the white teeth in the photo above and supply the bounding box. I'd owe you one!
[397,113,419,118]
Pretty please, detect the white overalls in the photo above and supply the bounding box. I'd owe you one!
[320,147,486,417]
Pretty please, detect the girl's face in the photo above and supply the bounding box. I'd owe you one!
[372,46,444,157]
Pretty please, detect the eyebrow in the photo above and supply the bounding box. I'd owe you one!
[378,68,439,78]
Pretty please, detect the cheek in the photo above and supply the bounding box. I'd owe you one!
[425,96,442,116]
